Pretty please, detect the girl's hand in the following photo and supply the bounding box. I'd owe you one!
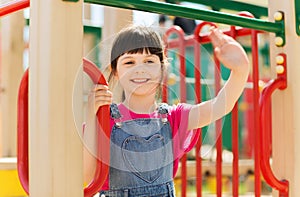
[88,84,113,114]
[208,27,249,72]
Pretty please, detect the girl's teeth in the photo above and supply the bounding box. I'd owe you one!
[132,79,148,83]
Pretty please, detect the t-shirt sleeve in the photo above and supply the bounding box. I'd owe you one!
[169,103,201,161]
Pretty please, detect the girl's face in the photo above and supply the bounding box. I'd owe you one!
[116,51,162,98]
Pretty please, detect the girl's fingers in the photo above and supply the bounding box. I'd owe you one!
[88,84,113,114]
[94,89,112,98]
[92,84,112,98]
[209,28,235,49]
[209,28,225,48]
[94,90,112,104]
[95,95,113,102]
[94,95,112,113]
[93,84,109,92]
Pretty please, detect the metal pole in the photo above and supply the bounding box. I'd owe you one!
[85,0,283,34]
[166,0,268,18]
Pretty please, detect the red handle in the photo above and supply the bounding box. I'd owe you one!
[259,53,289,196]
[259,78,289,196]
[83,58,110,197]
[5,0,31,194]
[17,69,29,194]
[17,59,110,196]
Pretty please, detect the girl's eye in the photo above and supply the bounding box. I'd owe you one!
[145,60,155,64]
[124,61,134,65]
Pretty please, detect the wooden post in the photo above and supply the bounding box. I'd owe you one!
[29,0,83,196]
[269,0,300,196]
[103,7,132,41]
[0,11,24,157]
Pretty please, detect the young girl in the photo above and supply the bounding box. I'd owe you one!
[84,25,249,197]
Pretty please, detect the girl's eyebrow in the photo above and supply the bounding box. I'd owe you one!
[145,54,157,58]
[119,56,134,61]
[119,54,157,61]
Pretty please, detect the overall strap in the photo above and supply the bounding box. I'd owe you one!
[110,103,170,126]
[157,103,169,124]
[110,103,122,127]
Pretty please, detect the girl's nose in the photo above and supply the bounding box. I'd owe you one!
[135,70,145,74]
[134,64,146,73]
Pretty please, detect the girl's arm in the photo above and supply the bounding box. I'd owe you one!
[188,28,250,130]
[83,84,112,183]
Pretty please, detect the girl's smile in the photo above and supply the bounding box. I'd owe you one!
[130,78,150,84]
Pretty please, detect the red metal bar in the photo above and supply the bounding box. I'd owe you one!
[231,103,239,196]
[213,56,222,197]
[194,22,216,197]
[162,74,168,103]
[233,12,263,196]
[164,26,187,103]
[194,25,202,197]
[17,59,110,197]
[82,58,110,197]
[229,25,239,197]
[17,69,29,194]
[0,0,29,17]
[168,28,263,49]
[162,36,169,103]
[164,26,187,197]
[210,25,223,195]
[259,53,289,197]
[251,27,262,197]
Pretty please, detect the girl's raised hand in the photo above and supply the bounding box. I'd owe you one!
[88,84,113,114]
[208,27,249,72]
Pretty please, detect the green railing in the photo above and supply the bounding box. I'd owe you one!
[85,0,283,35]
[166,0,268,18]
[295,0,300,36]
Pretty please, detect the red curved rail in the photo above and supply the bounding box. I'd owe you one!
[82,58,110,197]
[17,59,110,197]
[193,21,216,197]
[162,26,186,103]
[17,69,29,194]
[259,53,289,197]
[163,26,188,196]
[0,0,29,17]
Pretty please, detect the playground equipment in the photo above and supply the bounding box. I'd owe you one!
[1,0,299,196]
[17,59,111,196]
[160,14,288,196]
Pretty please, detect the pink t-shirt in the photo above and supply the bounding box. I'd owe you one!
[101,103,200,190]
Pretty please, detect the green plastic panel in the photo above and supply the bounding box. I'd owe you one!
[296,0,300,36]
[85,0,283,34]
[167,0,268,18]
[63,0,79,2]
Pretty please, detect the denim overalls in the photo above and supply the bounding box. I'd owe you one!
[99,103,175,197]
